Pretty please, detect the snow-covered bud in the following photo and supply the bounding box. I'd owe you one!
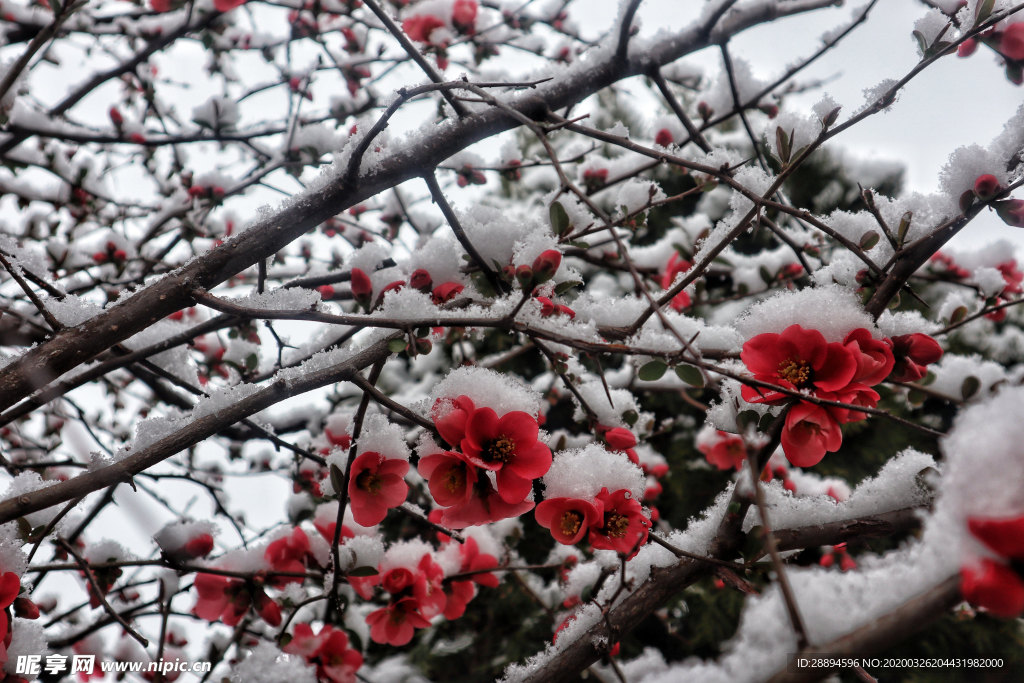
[410,268,433,292]
[531,250,561,285]
[974,174,1002,201]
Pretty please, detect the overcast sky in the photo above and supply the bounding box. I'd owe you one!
[608,0,1024,254]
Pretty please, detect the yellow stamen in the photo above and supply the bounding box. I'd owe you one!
[603,513,629,539]
[356,470,383,495]
[778,358,810,387]
[559,511,583,536]
[486,436,515,463]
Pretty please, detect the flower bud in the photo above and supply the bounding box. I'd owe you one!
[13,597,39,620]
[995,199,1024,228]
[531,249,562,285]
[654,128,673,147]
[516,264,533,289]
[974,174,1002,201]
[957,38,978,58]
[350,268,373,307]
[109,107,123,127]
[1001,22,1024,61]
[410,268,433,292]
[501,264,517,282]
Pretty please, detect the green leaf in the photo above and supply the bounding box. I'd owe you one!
[858,230,880,250]
[949,305,968,325]
[757,412,776,433]
[568,240,590,248]
[976,0,995,24]
[549,201,571,235]
[622,409,639,426]
[897,211,913,245]
[886,292,901,309]
[330,464,345,496]
[736,410,760,431]
[907,388,926,406]
[348,565,380,577]
[638,360,667,381]
[913,29,929,55]
[775,126,790,164]
[961,375,981,400]
[278,633,293,648]
[921,371,936,387]
[759,265,774,285]
[822,106,842,128]
[471,270,497,298]
[674,364,704,388]
[388,338,408,353]
[554,280,582,295]
[742,526,766,560]
[245,353,258,371]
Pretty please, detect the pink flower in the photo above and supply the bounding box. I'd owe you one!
[452,0,477,32]
[781,402,843,467]
[432,282,464,304]
[661,252,692,312]
[437,476,535,529]
[740,324,857,404]
[213,0,246,11]
[961,559,1024,618]
[348,452,410,526]
[192,573,249,626]
[888,333,943,383]
[265,527,310,586]
[431,395,476,448]
[403,14,446,43]
[418,450,477,509]
[1001,22,1024,61]
[699,432,747,471]
[0,572,19,647]
[842,328,895,386]
[367,597,432,646]
[535,497,602,545]
[284,624,363,683]
[997,260,1023,294]
[589,488,650,558]
[253,589,281,627]
[462,408,552,503]
[413,554,448,619]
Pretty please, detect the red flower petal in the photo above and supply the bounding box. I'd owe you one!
[968,516,1024,560]
[961,559,1024,618]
